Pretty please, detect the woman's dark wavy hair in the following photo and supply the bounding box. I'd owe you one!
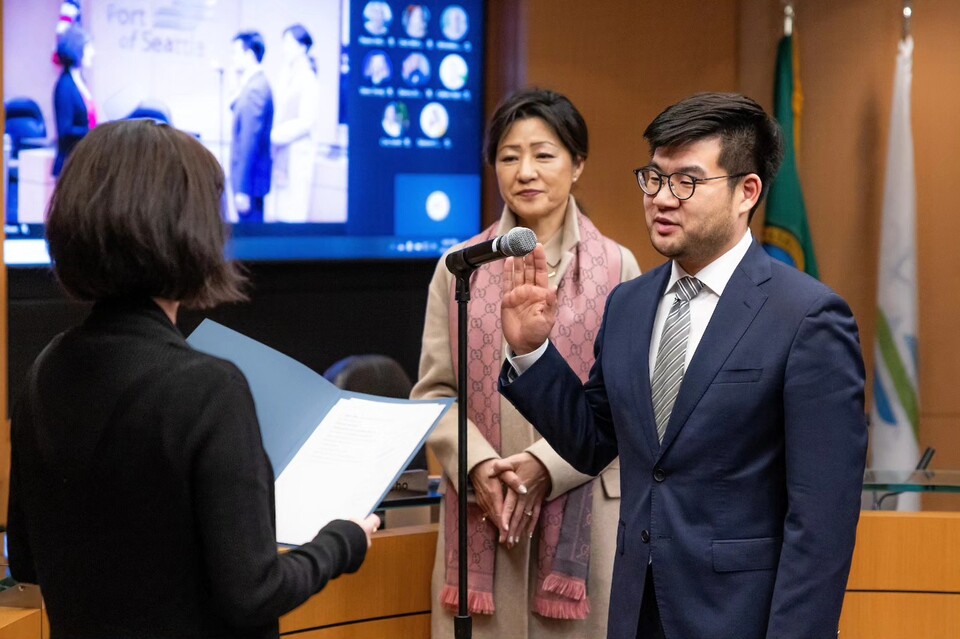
[484,88,588,166]
[643,92,784,220]
[45,119,248,309]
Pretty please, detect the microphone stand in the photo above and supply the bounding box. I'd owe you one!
[452,269,473,639]
[444,228,535,639]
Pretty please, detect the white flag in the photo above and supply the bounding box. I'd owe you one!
[870,37,920,510]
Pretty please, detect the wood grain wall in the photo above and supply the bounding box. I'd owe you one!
[507,0,960,506]
[2,2,958,520]
[738,0,960,508]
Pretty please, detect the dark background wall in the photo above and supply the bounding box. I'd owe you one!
[6,260,436,411]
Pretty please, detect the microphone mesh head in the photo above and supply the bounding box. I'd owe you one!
[502,227,538,257]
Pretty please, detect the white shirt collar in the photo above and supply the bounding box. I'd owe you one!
[663,229,753,298]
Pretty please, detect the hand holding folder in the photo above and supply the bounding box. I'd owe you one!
[187,320,452,545]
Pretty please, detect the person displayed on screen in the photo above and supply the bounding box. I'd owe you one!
[401,52,431,87]
[496,93,868,639]
[438,54,468,91]
[363,50,392,85]
[402,4,430,39]
[230,31,274,223]
[419,102,449,139]
[6,119,380,639]
[440,5,469,41]
[411,88,640,639]
[52,24,96,177]
[269,24,321,223]
[363,1,393,36]
[381,101,409,138]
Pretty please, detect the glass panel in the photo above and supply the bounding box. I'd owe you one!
[863,469,960,493]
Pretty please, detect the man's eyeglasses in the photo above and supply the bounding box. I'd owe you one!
[633,168,748,201]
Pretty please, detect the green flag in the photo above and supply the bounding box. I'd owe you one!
[763,34,819,279]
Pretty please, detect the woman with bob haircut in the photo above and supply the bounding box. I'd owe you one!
[412,88,640,639]
[6,119,379,639]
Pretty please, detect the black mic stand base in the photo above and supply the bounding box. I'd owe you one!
[455,614,472,638]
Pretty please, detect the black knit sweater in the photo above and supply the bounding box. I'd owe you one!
[7,297,367,638]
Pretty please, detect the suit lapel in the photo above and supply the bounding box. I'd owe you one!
[657,242,772,456]
[626,264,671,458]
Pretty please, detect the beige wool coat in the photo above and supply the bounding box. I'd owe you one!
[411,198,641,639]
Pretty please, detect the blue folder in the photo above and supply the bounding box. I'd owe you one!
[186,319,451,481]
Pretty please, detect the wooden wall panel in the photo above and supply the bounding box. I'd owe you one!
[738,0,960,483]
[512,0,740,271]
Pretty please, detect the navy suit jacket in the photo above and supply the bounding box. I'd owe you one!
[53,72,89,177]
[500,240,867,639]
[230,70,274,198]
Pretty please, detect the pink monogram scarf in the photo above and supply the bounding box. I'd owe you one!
[441,210,621,619]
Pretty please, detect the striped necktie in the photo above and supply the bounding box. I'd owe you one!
[651,276,703,443]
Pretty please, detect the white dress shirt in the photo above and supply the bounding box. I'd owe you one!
[647,230,754,377]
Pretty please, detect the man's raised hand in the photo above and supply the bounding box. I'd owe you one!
[501,244,558,355]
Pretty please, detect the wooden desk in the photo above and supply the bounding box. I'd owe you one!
[839,511,960,639]
[4,514,959,638]
[279,524,436,638]
[0,525,437,639]
[0,608,40,639]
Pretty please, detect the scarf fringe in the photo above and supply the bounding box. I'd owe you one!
[440,584,496,615]
[533,594,591,620]
[542,574,587,600]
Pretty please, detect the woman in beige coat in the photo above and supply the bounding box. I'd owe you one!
[268,24,320,223]
[411,88,641,639]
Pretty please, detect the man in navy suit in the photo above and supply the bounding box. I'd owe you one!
[496,93,867,639]
[230,31,274,223]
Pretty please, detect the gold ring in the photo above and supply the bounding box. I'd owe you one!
[524,510,533,517]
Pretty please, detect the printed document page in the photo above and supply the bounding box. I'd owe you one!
[186,319,451,546]
[275,396,447,545]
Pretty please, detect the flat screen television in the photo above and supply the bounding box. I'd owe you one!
[2,0,484,265]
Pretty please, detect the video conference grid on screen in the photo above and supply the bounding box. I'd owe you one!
[2,0,484,265]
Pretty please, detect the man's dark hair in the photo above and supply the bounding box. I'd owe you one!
[643,92,784,219]
[46,119,247,309]
[234,31,266,63]
[485,88,588,166]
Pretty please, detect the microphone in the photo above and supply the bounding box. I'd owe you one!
[445,227,537,276]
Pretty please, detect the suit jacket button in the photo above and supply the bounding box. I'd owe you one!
[641,529,650,543]
[653,468,666,482]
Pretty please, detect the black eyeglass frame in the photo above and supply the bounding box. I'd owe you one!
[632,167,749,201]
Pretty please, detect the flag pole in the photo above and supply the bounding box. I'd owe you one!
[901,0,912,42]
[782,1,795,38]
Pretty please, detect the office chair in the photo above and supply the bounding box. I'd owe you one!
[4,97,47,158]
[125,100,172,125]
